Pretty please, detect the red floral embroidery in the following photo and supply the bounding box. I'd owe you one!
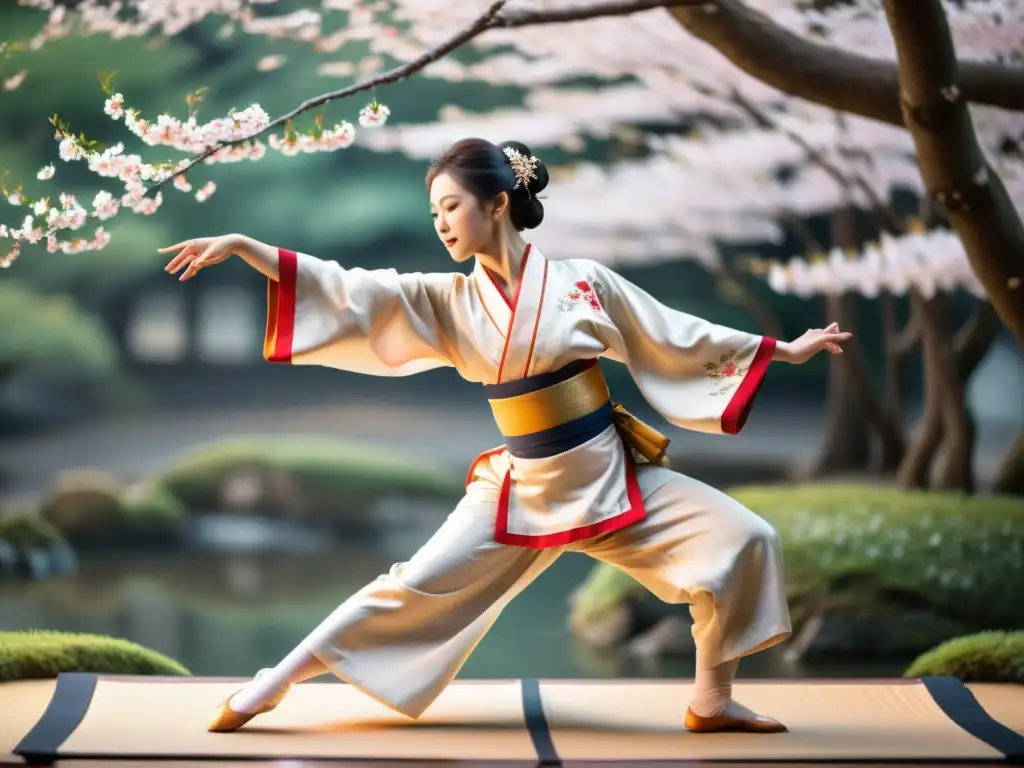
[704,351,748,396]
[559,274,606,313]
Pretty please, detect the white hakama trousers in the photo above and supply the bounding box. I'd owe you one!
[301,462,791,719]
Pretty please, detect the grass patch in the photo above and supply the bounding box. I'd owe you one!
[571,484,1024,633]
[0,630,190,682]
[151,437,464,523]
[905,631,1024,683]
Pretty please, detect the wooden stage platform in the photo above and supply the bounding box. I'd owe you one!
[1,674,1022,765]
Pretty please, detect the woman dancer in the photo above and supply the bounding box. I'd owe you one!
[162,138,850,734]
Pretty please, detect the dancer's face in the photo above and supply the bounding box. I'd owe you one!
[429,171,508,264]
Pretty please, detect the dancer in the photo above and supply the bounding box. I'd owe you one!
[162,138,850,734]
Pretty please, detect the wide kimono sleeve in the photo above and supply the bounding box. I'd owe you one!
[263,248,459,376]
[590,261,776,435]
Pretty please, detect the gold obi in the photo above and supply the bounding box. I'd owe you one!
[485,360,672,467]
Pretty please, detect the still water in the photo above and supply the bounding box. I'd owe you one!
[0,523,909,681]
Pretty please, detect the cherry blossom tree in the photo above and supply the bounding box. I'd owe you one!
[363,53,1020,491]
[2,0,1023,348]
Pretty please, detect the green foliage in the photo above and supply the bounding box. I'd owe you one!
[0,282,119,383]
[731,484,1024,630]
[0,630,190,682]
[571,485,1024,632]
[151,437,463,522]
[905,631,1024,684]
[39,470,186,549]
[0,512,64,549]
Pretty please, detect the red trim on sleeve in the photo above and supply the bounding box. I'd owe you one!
[720,336,775,435]
[263,248,298,364]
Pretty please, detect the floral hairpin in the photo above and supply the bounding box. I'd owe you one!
[503,146,539,194]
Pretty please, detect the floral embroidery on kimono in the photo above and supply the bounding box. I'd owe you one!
[558,274,606,313]
[704,350,749,397]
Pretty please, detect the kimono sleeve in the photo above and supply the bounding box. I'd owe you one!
[263,248,458,376]
[590,261,776,435]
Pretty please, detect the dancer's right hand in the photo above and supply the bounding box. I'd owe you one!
[161,234,240,281]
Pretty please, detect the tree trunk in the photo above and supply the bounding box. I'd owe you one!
[812,294,873,475]
[935,302,1002,491]
[896,299,1001,491]
[896,294,942,489]
[994,433,1024,496]
[880,295,917,471]
[810,210,905,478]
[881,0,1024,350]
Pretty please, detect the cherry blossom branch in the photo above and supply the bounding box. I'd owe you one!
[149,0,713,193]
[147,0,508,191]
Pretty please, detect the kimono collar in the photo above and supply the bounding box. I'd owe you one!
[473,243,550,382]
[472,242,545,337]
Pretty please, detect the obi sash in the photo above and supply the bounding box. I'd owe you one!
[482,359,672,467]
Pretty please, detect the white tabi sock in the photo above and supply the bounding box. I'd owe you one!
[229,644,330,714]
[689,657,764,720]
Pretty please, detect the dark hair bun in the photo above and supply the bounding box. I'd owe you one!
[500,140,549,231]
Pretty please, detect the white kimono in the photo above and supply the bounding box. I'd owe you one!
[263,243,791,717]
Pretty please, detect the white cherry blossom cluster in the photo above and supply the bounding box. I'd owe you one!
[1,81,388,265]
[758,226,987,300]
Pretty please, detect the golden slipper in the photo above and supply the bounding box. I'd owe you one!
[207,695,280,733]
[684,706,788,734]
[208,670,287,733]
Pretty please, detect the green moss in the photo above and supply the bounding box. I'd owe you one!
[152,437,464,521]
[0,630,190,682]
[905,631,1024,683]
[571,485,1024,632]
[0,512,64,549]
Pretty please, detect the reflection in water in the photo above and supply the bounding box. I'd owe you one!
[0,540,909,681]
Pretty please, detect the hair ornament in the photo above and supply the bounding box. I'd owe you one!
[503,146,539,195]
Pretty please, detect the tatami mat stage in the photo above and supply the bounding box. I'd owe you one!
[1,674,1022,765]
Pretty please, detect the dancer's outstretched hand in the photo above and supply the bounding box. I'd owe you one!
[161,234,240,281]
[777,322,853,364]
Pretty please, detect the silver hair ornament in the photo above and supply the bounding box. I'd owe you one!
[503,146,539,195]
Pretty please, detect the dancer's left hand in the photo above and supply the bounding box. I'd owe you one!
[776,322,852,364]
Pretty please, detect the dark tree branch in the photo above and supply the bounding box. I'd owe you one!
[954,301,1002,382]
[668,0,1024,127]
[726,91,904,232]
[882,0,1024,348]
[495,0,713,26]
[886,313,920,358]
[778,209,824,253]
[148,0,710,193]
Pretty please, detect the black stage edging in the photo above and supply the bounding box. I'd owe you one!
[921,675,1024,764]
[13,672,97,765]
[521,677,561,766]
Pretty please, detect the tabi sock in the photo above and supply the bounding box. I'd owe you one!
[229,644,330,714]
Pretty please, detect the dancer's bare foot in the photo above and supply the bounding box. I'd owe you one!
[685,699,787,733]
